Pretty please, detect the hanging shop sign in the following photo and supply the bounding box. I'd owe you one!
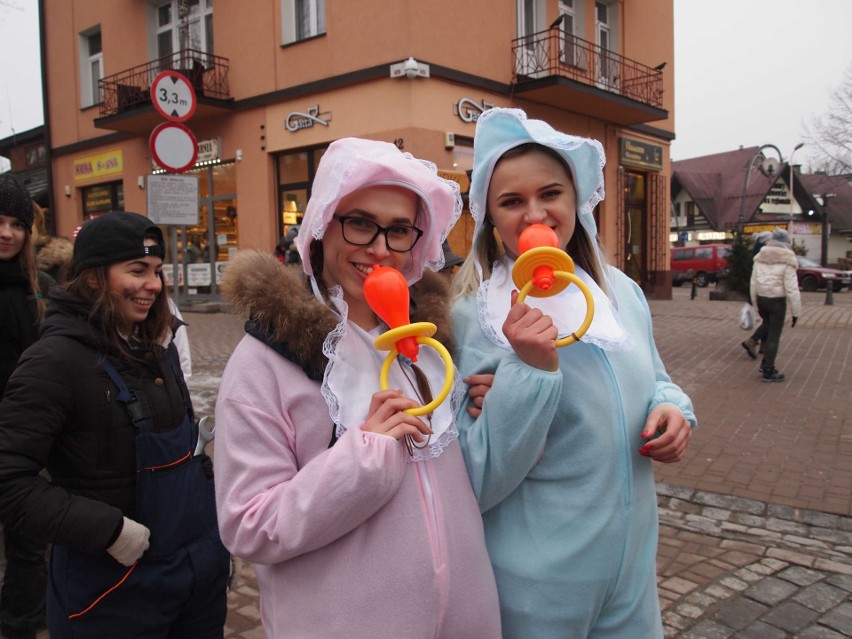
[73,149,123,181]
[285,105,332,132]
[620,138,663,172]
[454,97,494,123]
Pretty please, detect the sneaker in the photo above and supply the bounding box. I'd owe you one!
[741,339,757,359]
[761,370,785,382]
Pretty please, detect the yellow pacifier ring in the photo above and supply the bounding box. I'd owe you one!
[374,323,454,416]
[515,272,596,348]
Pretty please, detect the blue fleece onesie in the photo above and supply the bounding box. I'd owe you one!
[453,269,697,639]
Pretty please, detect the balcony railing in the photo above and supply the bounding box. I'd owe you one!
[99,49,230,118]
[512,29,663,108]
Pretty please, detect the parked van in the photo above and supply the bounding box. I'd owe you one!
[670,243,732,287]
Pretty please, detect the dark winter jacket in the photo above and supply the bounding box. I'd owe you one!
[0,288,194,554]
[0,260,40,397]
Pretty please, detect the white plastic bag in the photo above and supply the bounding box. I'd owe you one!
[739,303,755,331]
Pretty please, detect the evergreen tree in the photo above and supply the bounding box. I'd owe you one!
[725,232,752,295]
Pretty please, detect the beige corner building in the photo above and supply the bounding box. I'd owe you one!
[40,0,676,299]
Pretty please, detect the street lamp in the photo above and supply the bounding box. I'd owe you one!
[737,144,783,232]
[788,142,804,244]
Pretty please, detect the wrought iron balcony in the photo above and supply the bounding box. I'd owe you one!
[98,49,231,120]
[512,29,664,122]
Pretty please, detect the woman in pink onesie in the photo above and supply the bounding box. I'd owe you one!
[214,138,501,638]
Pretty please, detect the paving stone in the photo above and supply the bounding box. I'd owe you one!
[678,619,734,639]
[818,602,852,636]
[732,620,788,639]
[793,582,849,613]
[713,597,768,630]
[744,576,799,606]
[778,565,827,587]
[795,625,848,639]
[766,517,810,535]
[826,573,852,592]
[814,558,852,576]
[760,601,820,633]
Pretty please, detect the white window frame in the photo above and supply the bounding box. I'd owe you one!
[558,0,580,68]
[595,1,620,90]
[155,0,213,57]
[281,0,326,46]
[79,27,103,108]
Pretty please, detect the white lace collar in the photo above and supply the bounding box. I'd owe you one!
[477,257,632,352]
[320,285,461,462]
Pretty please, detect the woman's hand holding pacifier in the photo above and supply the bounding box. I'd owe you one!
[363,389,433,444]
[502,290,559,372]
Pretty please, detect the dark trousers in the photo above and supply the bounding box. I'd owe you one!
[0,527,47,638]
[756,296,787,372]
[749,319,768,344]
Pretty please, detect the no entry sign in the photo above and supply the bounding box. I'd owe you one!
[150,70,197,122]
[149,122,198,173]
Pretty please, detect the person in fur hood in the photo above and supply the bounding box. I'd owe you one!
[214,138,500,639]
[749,227,801,382]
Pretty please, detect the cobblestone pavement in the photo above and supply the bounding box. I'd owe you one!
[10,285,852,638]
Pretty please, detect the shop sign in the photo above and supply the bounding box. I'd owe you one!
[759,183,799,215]
[285,105,331,132]
[83,185,115,213]
[454,97,494,123]
[437,169,470,193]
[74,150,123,181]
[743,223,781,235]
[620,138,662,172]
[196,137,221,163]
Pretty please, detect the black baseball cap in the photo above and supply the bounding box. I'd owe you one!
[73,211,165,275]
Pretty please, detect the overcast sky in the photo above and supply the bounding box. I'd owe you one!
[1,1,851,171]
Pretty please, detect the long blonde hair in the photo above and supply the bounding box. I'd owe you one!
[452,144,609,300]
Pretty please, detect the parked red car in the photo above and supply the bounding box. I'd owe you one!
[796,256,851,292]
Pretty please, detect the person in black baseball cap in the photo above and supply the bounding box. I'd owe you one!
[0,208,230,637]
[73,210,165,276]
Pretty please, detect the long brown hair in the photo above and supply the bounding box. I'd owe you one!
[5,210,46,321]
[63,252,172,360]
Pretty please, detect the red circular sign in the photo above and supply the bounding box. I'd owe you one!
[149,122,198,173]
[150,71,197,122]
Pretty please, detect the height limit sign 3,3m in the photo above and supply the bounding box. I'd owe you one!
[150,70,197,122]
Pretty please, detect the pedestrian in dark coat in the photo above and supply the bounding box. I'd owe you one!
[0,175,47,639]
[0,211,229,638]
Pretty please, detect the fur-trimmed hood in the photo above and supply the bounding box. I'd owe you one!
[754,245,798,268]
[36,236,74,281]
[221,250,455,380]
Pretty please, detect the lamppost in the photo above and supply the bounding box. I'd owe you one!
[737,144,783,233]
[788,142,804,244]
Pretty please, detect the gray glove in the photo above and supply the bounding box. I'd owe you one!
[106,516,151,566]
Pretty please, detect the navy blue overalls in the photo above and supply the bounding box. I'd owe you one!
[46,348,230,639]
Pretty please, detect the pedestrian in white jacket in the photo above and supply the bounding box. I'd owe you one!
[750,227,801,382]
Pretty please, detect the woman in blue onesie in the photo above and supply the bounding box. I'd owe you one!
[451,108,696,638]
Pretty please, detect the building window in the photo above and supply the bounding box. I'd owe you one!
[558,0,582,67]
[282,0,326,45]
[80,27,103,108]
[25,144,47,168]
[156,0,214,57]
[595,1,619,90]
[82,182,124,218]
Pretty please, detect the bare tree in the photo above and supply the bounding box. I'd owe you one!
[803,64,852,175]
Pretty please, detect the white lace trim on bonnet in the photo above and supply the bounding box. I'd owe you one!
[321,288,461,463]
[477,257,632,352]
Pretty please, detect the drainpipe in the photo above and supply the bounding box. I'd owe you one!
[38,0,56,235]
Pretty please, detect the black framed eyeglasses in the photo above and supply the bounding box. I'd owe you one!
[332,215,423,253]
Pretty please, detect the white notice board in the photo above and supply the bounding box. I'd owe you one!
[146,174,200,225]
